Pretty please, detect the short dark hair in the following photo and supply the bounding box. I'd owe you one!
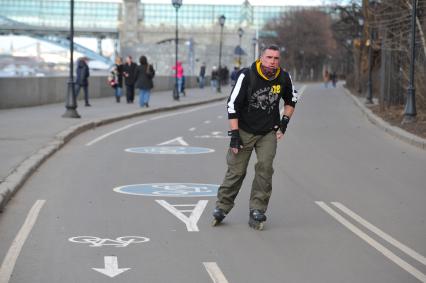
[261,44,280,54]
[139,55,147,65]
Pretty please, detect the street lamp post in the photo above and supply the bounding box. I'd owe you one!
[366,0,377,104]
[366,33,374,104]
[217,15,225,93]
[357,18,364,93]
[252,37,257,62]
[62,0,80,118]
[237,27,244,67]
[172,0,182,101]
[403,0,417,123]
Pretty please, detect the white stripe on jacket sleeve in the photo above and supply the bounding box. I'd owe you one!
[227,73,246,114]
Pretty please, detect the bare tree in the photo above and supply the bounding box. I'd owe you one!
[264,9,337,81]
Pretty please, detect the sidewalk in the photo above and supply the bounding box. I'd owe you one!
[344,88,426,150]
[0,86,230,210]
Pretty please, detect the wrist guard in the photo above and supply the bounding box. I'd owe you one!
[228,130,243,149]
[280,115,290,133]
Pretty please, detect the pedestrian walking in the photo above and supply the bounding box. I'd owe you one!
[122,56,137,103]
[172,61,184,98]
[212,44,298,230]
[211,66,219,90]
[323,69,330,88]
[109,56,124,103]
[331,71,337,88]
[230,66,239,87]
[75,57,91,106]
[199,62,206,88]
[135,55,155,108]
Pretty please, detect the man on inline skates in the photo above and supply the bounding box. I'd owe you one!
[212,44,298,230]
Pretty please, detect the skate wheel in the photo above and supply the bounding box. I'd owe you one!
[249,220,264,230]
[212,219,221,226]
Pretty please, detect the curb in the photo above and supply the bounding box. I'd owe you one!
[0,95,227,212]
[344,88,426,150]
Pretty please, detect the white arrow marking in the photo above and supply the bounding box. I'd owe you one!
[157,137,189,146]
[156,200,208,232]
[92,256,130,278]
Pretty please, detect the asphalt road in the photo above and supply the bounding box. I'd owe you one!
[0,83,425,283]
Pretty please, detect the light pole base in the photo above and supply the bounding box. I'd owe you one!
[62,108,81,118]
[365,98,374,105]
[401,115,417,125]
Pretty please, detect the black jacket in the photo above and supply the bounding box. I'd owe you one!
[76,59,89,86]
[115,64,124,87]
[122,62,137,86]
[227,61,297,135]
[135,64,155,90]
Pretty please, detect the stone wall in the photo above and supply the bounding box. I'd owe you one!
[0,75,200,109]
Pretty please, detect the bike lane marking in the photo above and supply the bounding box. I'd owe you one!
[332,202,426,265]
[157,137,189,146]
[68,236,150,247]
[85,101,224,146]
[113,183,219,197]
[85,120,148,146]
[0,200,46,283]
[316,201,426,282]
[125,146,214,154]
[203,262,229,283]
[92,256,130,278]
[156,200,208,232]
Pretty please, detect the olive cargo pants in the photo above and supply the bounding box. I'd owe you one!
[216,129,277,213]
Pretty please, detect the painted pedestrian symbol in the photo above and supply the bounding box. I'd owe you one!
[114,183,219,197]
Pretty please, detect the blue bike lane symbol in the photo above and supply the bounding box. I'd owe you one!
[113,183,219,197]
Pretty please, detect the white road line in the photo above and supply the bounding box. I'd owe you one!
[0,200,46,283]
[298,84,307,96]
[86,101,223,146]
[316,202,426,282]
[203,262,229,283]
[281,84,307,114]
[86,120,147,146]
[149,102,224,121]
[217,115,223,119]
[204,120,211,124]
[189,127,196,131]
[332,202,426,265]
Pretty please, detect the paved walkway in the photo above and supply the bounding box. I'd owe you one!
[0,86,230,209]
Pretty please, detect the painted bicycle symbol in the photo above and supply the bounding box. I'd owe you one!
[125,146,214,155]
[151,184,213,196]
[68,236,150,247]
[114,183,219,197]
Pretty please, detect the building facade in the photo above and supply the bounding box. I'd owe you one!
[0,0,318,75]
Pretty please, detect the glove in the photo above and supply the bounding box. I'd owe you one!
[280,115,290,134]
[228,130,243,149]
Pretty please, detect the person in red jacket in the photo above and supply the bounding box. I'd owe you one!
[172,61,184,98]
